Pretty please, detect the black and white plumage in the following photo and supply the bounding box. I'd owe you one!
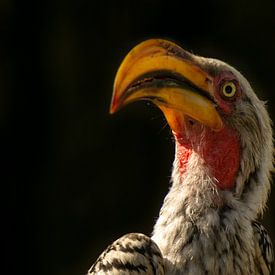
[253,221,274,274]
[89,234,164,274]
[88,39,274,274]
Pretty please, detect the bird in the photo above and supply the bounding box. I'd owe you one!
[88,39,274,274]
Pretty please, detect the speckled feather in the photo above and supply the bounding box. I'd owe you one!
[88,233,164,274]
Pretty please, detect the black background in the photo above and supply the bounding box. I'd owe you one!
[3,0,275,274]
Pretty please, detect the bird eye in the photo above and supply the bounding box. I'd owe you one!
[221,81,237,99]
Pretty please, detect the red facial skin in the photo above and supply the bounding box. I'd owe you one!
[175,71,242,190]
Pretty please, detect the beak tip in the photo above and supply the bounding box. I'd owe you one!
[110,99,120,114]
[109,92,118,114]
[109,103,116,114]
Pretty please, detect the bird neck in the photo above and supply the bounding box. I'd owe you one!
[174,126,240,190]
[156,149,226,223]
[152,128,242,238]
[152,150,252,270]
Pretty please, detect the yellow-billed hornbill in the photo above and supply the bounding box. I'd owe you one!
[88,39,274,274]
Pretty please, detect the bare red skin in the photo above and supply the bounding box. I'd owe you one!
[175,124,240,190]
[174,71,242,190]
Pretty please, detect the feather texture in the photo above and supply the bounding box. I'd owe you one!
[88,46,274,274]
[88,233,164,275]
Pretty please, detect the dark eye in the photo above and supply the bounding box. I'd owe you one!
[221,81,237,99]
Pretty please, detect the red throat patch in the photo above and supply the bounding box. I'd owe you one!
[175,126,240,190]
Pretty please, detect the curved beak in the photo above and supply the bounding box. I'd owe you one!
[110,39,223,133]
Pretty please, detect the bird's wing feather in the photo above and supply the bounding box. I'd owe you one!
[88,233,164,275]
[252,221,274,275]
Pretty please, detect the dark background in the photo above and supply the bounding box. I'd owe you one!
[3,0,275,274]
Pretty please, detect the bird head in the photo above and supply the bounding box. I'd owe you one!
[110,39,273,217]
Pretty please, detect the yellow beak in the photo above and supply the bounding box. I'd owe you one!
[110,39,223,133]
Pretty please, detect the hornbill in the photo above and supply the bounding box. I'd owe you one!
[88,39,274,274]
